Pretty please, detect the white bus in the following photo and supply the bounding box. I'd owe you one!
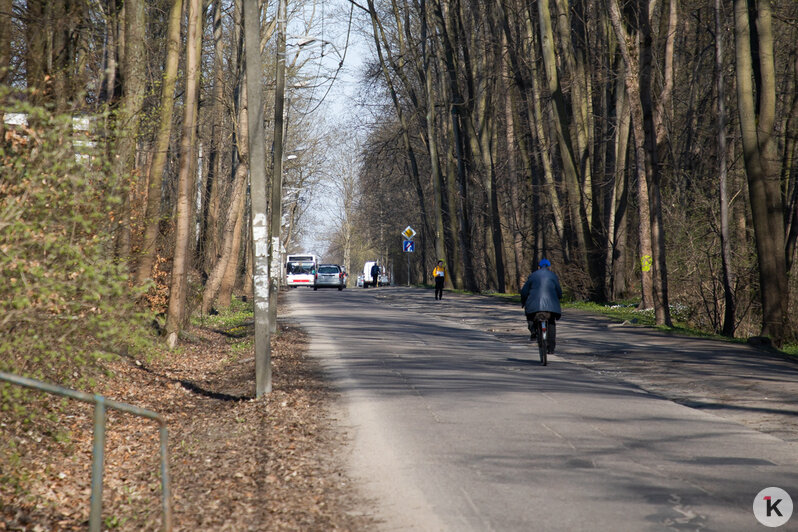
[285,254,318,287]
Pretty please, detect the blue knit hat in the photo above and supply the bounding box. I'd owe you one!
[539,258,551,268]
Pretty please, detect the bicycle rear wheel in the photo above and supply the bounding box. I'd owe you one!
[537,320,548,366]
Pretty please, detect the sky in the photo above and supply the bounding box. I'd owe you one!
[287,0,372,257]
[289,0,370,122]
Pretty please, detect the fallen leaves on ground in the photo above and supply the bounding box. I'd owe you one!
[1,302,376,531]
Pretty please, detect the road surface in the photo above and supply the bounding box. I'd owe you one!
[287,286,798,531]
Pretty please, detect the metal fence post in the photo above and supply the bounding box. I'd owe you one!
[89,397,106,532]
[160,425,172,531]
[0,371,171,531]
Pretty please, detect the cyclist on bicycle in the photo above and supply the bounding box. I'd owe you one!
[520,259,562,353]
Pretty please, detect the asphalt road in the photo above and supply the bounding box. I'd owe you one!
[287,286,798,531]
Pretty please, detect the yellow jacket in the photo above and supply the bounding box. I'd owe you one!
[432,265,445,278]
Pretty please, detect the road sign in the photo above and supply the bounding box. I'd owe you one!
[403,240,415,252]
[402,226,416,239]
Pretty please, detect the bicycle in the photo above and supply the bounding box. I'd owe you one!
[532,311,552,366]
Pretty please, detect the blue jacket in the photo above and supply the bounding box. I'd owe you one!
[520,268,562,315]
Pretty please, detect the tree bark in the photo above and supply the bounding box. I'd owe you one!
[501,33,525,290]
[202,0,229,277]
[100,0,119,105]
[113,0,147,263]
[165,0,202,348]
[607,60,631,301]
[432,0,477,291]
[733,0,787,345]
[422,0,448,269]
[135,0,184,286]
[24,1,46,103]
[0,0,8,141]
[367,0,433,287]
[608,0,655,311]
[518,3,567,259]
[217,199,245,308]
[201,77,249,315]
[0,0,11,86]
[715,0,735,337]
[783,54,798,271]
[639,1,672,326]
[554,0,593,224]
[537,0,589,264]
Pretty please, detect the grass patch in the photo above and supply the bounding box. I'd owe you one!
[490,292,522,304]
[227,339,254,362]
[192,297,254,330]
[566,300,656,325]
[482,290,763,346]
[780,344,798,357]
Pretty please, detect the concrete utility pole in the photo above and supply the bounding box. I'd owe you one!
[268,0,287,334]
[243,0,271,397]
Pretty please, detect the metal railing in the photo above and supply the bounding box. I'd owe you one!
[0,371,172,532]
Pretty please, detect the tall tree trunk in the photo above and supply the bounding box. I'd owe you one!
[100,0,119,105]
[733,0,786,345]
[783,54,798,271]
[267,0,287,334]
[367,0,432,285]
[135,0,184,286]
[217,200,245,308]
[554,0,593,223]
[502,43,525,291]
[715,0,735,337]
[24,0,47,105]
[202,0,228,276]
[432,0,477,291]
[113,0,146,263]
[537,0,590,268]
[201,78,249,315]
[607,62,631,300]
[0,0,9,138]
[488,126,506,293]
[608,0,655,311]
[422,0,447,269]
[640,1,672,326]
[165,0,202,348]
[443,121,464,288]
[0,0,12,86]
[520,5,567,259]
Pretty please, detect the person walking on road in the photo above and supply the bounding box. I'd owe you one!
[432,260,446,300]
[370,262,381,288]
[520,259,562,352]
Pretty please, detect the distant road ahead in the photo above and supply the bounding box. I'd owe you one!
[288,286,798,531]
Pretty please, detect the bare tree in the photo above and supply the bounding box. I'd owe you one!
[0,0,10,85]
[733,0,787,345]
[715,0,735,337]
[200,78,249,315]
[113,0,147,261]
[135,0,184,287]
[165,0,203,348]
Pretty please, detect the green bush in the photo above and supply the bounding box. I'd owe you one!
[0,97,156,388]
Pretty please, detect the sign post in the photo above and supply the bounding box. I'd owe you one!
[402,226,416,286]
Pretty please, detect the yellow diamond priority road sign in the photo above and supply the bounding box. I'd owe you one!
[402,226,416,239]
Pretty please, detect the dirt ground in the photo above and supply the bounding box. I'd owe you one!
[1,301,376,531]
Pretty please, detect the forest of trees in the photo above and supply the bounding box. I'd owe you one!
[334,0,798,346]
[1,0,797,385]
[1,0,341,380]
